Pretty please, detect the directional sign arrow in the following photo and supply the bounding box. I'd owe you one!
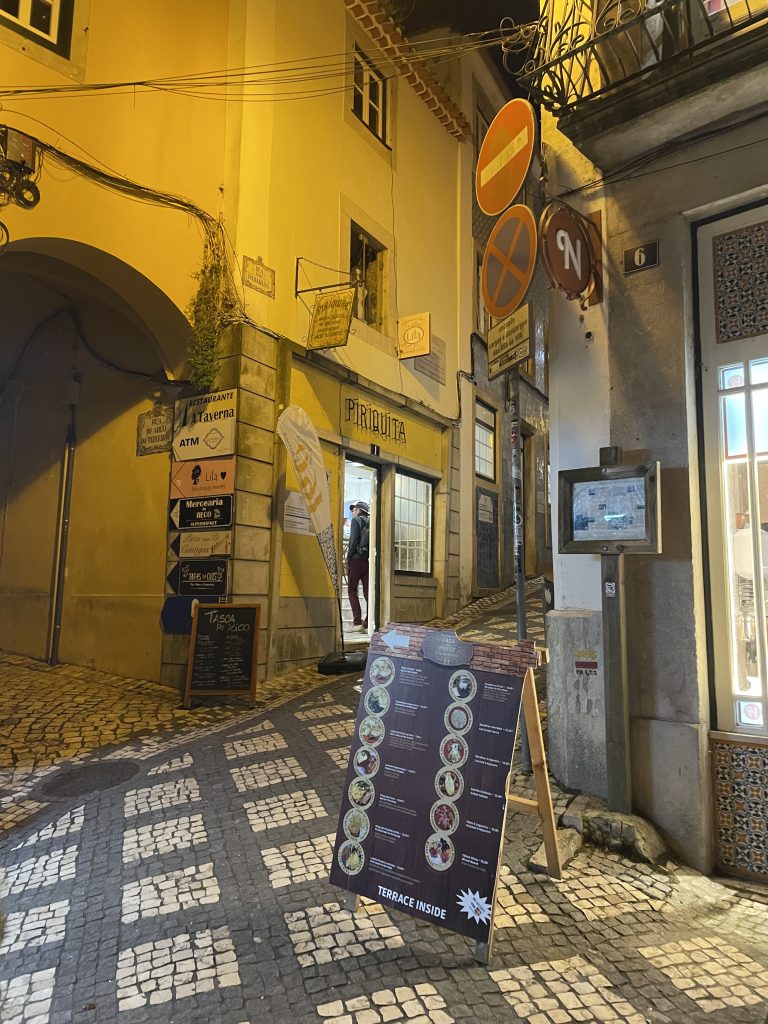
[169,500,180,530]
[382,630,410,650]
[166,562,181,594]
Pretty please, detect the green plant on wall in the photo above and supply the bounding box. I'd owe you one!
[187,235,239,392]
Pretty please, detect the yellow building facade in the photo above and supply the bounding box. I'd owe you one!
[0,1,510,683]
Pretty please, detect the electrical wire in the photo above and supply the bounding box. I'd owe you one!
[0,31,508,105]
[550,95,768,201]
[2,306,171,386]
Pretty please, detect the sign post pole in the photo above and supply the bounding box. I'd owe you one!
[510,373,531,773]
[599,446,632,813]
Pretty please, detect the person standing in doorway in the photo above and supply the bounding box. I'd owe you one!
[347,500,370,632]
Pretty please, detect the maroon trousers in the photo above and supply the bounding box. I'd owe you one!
[347,557,369,625]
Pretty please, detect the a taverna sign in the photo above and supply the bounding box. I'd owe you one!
[173,389,237,462]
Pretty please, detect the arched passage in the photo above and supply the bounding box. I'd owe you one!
[0,239,193,681]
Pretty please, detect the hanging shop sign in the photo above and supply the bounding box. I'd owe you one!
[329,626,540,949]
[168,495,233,531]
[169,530,233,559]
[172,389,237,461]
[397,312,431,359]
[475,99,536,217]
[242,254,276,298]
[170,456,235,500]
[481,205,537,319]
[307,286,356,350]
[136,403,173,456]
[539,202,596,302]
[623,241,659,276]
[487,304,531,381]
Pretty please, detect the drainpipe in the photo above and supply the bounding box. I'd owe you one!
[48,370,81,665]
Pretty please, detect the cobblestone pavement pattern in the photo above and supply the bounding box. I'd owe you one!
[1,586,767,1024]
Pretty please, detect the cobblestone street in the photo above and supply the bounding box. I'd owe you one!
[1,593,767,1024]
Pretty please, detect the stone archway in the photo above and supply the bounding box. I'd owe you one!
[0,239,193,681]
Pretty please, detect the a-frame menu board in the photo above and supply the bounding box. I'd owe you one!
[329,625,560,960]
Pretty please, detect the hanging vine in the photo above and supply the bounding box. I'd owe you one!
[186,232,239,393]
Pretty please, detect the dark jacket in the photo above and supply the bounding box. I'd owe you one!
[347,514,370,561]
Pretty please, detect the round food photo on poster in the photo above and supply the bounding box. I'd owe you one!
[440,734,468,769]
[444,702,473,735]
[353,745,380,778]
[435,767,464,800]
[338,839,365,875]
[448,670,477,703]
[369,656,395,687]
[364,686,390,717]
[430,800,459,835]
[425,833,455,871]
[343,807,370,842]
[348,776,375,809]
[359,715,385,747]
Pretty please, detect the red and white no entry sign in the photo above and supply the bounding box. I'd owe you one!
[475,99,536,217]
[481,204,538,320]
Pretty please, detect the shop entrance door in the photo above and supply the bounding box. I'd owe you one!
[342,458,379,643]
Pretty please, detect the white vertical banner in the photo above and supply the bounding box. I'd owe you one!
[276,406,340,599]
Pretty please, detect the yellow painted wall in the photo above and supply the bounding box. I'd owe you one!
[0,0,231,375]
[230,0,464,421]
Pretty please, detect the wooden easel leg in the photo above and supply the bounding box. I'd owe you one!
[473,940,490,964]
[344,892,360,913]
[522,668,563,880]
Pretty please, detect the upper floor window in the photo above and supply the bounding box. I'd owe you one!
[350,223,385,329]
[352,45,388,144]
[0,0,72,55]
[475,401,496,480]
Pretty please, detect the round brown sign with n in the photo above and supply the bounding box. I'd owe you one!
[475,99,536,217]
[540,202,594,298]
[481,204,537,319]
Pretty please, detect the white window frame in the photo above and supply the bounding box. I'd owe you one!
[352,45,388,145]
[394,471,433,575]
[0,0,65,48]
[474,401,496,481]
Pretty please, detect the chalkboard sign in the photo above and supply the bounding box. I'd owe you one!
[183,603,260,708]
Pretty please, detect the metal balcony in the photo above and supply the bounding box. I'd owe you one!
[506,0,768,114]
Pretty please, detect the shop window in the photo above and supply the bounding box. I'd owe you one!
[350,223,385,328]
[394,471,433,575]
[474,401,496,481]
[0,0,73,56]
[352,45,388,144]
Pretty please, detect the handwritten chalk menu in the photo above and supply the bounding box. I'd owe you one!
[329,625,539,946]
[183,603,260,708]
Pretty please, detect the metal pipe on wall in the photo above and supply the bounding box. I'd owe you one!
[47,371,81,665]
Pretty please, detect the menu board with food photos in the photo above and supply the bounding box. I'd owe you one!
[329,625,540,947]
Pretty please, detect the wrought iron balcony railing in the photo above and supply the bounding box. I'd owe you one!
[503,0,768,114]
